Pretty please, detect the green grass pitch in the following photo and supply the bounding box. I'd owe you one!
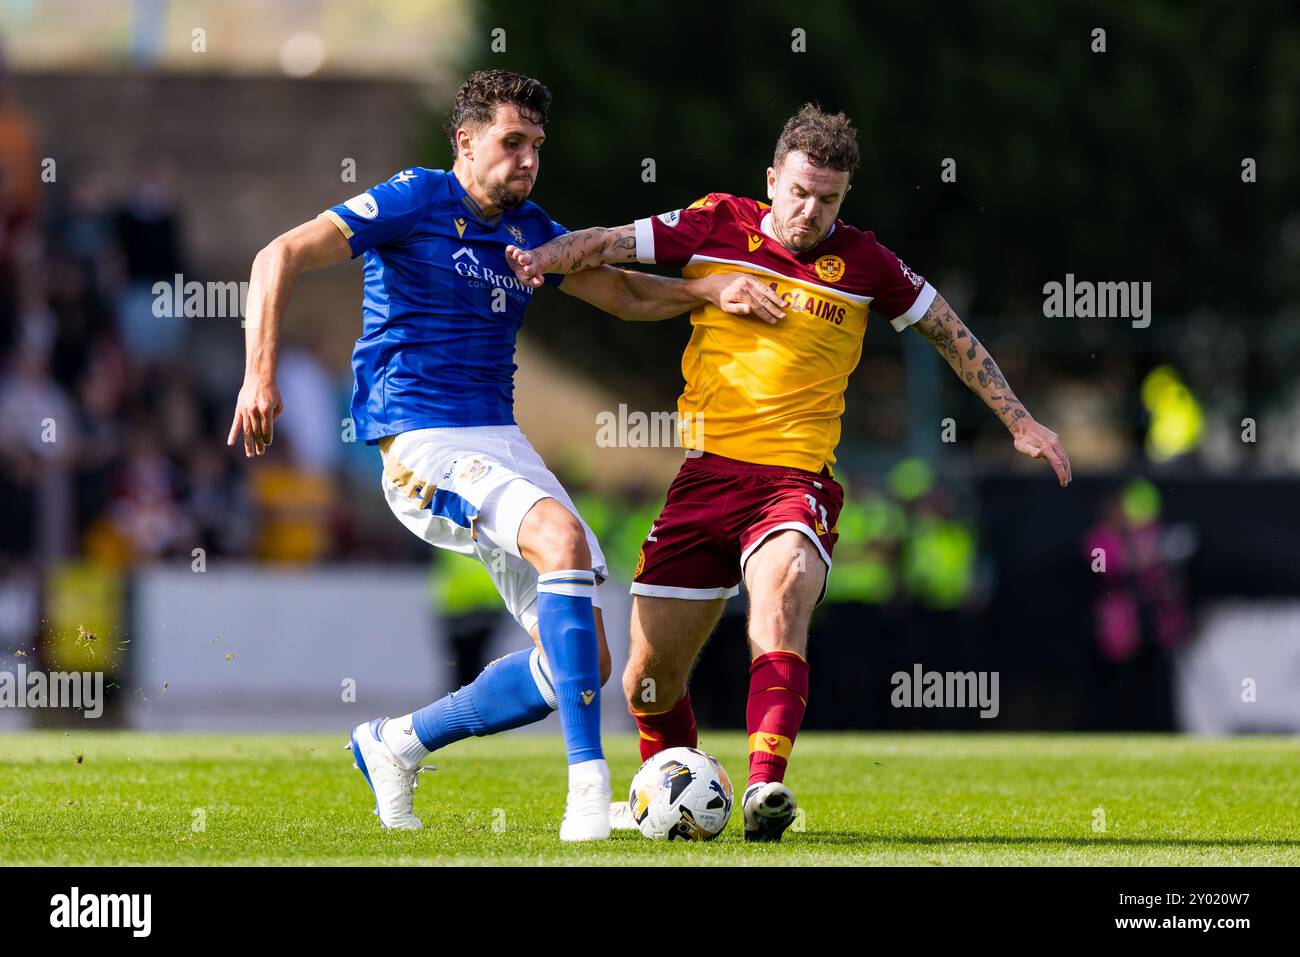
[1,732,1296,865]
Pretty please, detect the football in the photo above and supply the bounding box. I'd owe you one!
[627,746,734,840]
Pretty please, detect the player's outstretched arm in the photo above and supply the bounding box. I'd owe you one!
[506,224,637,286]
[560,267,786,323]
[227,215,352,458]
[912,292,1072,487]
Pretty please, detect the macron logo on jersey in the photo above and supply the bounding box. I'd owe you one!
[390,169,417,184]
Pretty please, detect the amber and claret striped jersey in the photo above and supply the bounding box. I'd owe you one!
[635,192,936,473]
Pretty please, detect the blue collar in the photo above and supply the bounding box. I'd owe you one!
[448,170,503,227]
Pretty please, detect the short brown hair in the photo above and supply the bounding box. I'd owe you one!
[445,70,552,158]
[773,103,860,177]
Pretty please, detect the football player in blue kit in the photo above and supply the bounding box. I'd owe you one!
[228,70,783,840]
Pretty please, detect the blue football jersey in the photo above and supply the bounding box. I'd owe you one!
[324,167,566,441]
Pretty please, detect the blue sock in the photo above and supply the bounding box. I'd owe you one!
[410,647,556,752]
[536,569,603,764]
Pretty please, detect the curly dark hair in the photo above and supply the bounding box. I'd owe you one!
[445,70,552,158]
[773,103,860,177]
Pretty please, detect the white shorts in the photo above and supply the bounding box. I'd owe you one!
[378,425,607,634]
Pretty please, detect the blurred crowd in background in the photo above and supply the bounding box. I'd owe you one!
[0,61,391,575]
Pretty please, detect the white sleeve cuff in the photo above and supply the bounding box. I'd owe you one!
[634,218,656,264]
[890,281,937,331]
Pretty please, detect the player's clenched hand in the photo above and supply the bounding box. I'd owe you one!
[505,244,547,288]
[706,274,786,324]
[1011,418,1072,487]
[227,376,283,458]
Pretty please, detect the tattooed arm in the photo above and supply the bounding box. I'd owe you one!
[559,266,785,323]
[505,225,638,285]
[912,292,1072,486]
[507,222,787,323]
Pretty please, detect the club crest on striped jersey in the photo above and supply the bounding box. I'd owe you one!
[814,254,846,283]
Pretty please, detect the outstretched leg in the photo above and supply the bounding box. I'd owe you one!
[381,608,610,769]
[358,428,612,835]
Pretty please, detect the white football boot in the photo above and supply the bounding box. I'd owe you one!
[607,800,639,831]
[347,717,429,830]
[742,781,797,842]
[559,758,612,841]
